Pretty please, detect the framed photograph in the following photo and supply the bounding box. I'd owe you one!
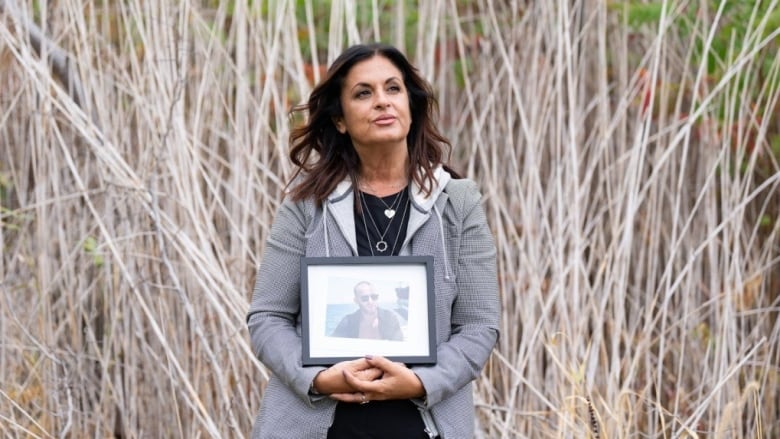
[300,256,436,366]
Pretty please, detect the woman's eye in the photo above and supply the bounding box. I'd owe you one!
[355,90,370,98]
[388,85,401,93]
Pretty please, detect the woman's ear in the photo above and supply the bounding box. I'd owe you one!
[333,117,346,134]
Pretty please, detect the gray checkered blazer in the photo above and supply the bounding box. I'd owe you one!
[247,167,499,438]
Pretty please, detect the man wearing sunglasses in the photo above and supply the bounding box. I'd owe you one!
[331,281,403,341]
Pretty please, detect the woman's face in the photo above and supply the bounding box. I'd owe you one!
[334,55,412,152]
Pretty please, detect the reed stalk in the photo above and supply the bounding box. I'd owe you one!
[1,0,778,437]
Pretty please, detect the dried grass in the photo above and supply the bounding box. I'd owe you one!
[1,0,778,437]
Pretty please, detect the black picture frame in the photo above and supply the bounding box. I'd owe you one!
[300,256,436,366]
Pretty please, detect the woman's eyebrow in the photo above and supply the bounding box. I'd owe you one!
[349,77,402,91]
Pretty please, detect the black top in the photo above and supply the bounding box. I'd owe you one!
[355,188,410,257]
[326,187,427,439]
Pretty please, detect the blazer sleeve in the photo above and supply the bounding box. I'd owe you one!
[412,180,500,407]
[246,198,325,405]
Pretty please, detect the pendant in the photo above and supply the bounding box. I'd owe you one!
[384,209,396,218]
[375,240,388,252]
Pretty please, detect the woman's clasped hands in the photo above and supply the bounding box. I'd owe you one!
[312,355,426,404]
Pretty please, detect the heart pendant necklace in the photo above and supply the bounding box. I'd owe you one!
[359,190,410,255]
[376,188,404,219]
[360,180,407,218]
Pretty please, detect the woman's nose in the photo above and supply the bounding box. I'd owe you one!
[374,91,390,108]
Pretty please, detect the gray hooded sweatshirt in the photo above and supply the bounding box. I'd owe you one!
[247,166,499,438]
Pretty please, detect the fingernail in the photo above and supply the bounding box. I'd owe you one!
[365,355,373,360]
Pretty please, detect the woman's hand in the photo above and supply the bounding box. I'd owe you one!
[312,358,382,395]
[329,355,426,403]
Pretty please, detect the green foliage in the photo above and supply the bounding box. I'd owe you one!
[0,169,8,205]
[293,0,420,62]
[0,208,21,232]
[617,1,780,158]
[452,57,473,89]
[203,0,260,14]
[767,7,780,37]
[616,1,778,79]
[83,236,105,268]
[0,170,20,232]
[293,0,332,61]
[771,134,780,158]
[612,1,780,232]
[31,0,43,22]
[617,1,666,28]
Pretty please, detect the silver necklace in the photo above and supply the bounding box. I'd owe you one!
[387,198,410,254]
[359,192,394,252]
[359,190,409,254]
[361,182,406,218]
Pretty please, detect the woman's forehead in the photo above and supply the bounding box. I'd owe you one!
[343,56,403,86]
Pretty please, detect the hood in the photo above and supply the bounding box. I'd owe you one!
[327,164,451,213]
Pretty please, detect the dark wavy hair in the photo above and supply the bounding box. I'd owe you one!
[286,43,458,204]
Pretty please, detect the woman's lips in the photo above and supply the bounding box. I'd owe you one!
[374,115,396,125]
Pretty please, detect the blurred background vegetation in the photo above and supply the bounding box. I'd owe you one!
[1,0,778,437]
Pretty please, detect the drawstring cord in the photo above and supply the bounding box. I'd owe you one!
[322,202,330,257]
[432,205,451,280]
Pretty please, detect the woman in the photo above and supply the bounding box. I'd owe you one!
[247,43,499,439]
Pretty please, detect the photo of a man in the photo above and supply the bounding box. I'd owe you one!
[330,281,403,341]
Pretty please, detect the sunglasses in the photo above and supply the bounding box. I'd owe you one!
[359,294,380,303]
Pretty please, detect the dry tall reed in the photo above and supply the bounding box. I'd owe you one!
[1,0,778,437]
